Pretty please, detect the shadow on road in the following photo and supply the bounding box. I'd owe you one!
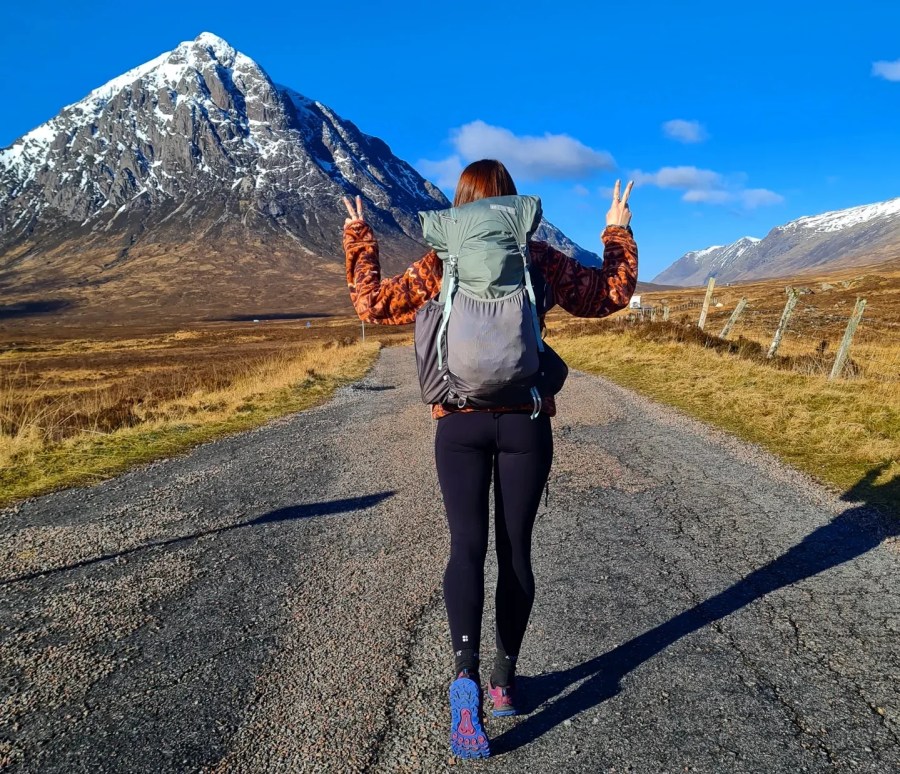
[492,465,898,756]
[2,491,395,586]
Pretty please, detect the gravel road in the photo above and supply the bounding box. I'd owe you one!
[1,344,897,773]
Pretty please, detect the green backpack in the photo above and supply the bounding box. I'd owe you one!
[414,194,567,415]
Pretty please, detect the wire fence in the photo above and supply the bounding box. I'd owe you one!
[619,290,899,383]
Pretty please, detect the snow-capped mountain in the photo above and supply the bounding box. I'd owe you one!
[533,220,604,268]
[663,237,761,282]
[0,34,444,270]
[0,32,603,324]
[653,197,900,286]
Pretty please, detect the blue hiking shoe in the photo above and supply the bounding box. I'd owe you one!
[449,669,490,759]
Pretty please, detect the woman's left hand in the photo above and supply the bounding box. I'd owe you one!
[342,195,366,227]
[606,179,633,228]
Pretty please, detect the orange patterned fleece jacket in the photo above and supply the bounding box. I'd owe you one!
[343,221,638,419]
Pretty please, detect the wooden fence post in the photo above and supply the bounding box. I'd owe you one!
[767,288,799,359]
[720,297,748,339]
[361,321,366,342]
[698,277,716,329]
[829,298,867,380]
[663,305,670,321]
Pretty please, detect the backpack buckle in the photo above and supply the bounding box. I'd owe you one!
[529,387,542,419]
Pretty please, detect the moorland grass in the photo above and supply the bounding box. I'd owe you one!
[2,308,896,511]
[0,339,381,506]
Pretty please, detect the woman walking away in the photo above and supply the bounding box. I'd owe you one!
[341,160,637,759]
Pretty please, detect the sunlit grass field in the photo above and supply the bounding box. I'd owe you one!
[2,261,897,510]
[0,318,404,506]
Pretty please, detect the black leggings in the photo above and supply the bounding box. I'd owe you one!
[434,411,553,665]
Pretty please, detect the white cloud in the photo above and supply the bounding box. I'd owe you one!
[633,165,722,190]
[572,184,590,196]
[872,59,900,81]
[416,120,615,189]
[632,165,782,209]
[416,155,464,189]
[683,189,733,204]
[740,188,785,208]
[452,121,615,180]
[662,119,708,143]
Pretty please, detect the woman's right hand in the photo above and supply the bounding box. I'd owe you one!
[342,195,366,227]
[606,179,633,228]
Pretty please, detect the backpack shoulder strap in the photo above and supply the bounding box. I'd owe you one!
[436,209,460,369]
[511,195,543,248]
[418,208,449,258]
[502,195,545,349]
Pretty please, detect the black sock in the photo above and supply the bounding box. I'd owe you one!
[490,651,517,687]
[454,648,480,675]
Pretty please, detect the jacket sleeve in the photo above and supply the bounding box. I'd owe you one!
[531,225,638,317]
[343,221,443,325]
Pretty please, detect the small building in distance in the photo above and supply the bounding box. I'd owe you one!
[629,295,642,309]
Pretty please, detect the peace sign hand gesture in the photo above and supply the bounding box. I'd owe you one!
[606,179,634,228]
[342,195,366,227]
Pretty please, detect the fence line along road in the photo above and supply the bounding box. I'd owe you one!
[622,289,882,381]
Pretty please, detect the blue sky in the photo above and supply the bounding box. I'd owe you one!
[2,0,899,281]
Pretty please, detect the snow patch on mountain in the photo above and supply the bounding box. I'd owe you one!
[785,197,900,234]
[85,51,173,107]
[686,245,723,262]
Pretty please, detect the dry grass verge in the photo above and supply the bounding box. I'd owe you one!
[0,336,382,506]
[549,320,898,510]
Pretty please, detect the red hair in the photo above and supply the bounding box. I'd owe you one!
[452,159,518,207]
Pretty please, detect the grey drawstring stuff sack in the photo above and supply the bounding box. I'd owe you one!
[414,194,568,416]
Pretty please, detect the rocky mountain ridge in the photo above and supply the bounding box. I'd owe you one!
[0,33,445,266]
[1,32,614,326]
[653,197,900,286]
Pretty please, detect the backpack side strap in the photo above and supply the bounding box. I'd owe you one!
[512,196,546,353]
[518,242,545,354]
[436,213,461,369]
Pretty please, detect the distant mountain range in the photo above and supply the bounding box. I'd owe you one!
[1,32,642,327]
[653,198,900,286]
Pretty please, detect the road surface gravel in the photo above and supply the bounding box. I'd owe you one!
[1,344,897,773]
